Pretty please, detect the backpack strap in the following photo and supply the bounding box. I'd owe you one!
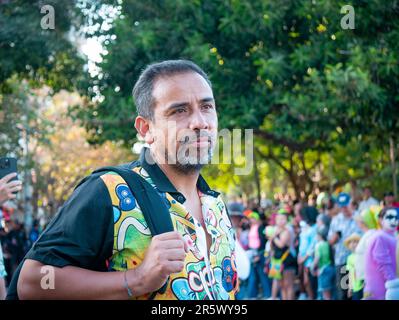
[92,164,174,298]
[93,165,174,235]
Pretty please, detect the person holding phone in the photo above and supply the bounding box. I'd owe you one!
[0,173,22,206]
[0,169,22,299]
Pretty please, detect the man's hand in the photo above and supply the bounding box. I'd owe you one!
[132,231,188,294]
[0,173,22,205]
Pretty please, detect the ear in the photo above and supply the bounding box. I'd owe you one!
[135,116,154,144]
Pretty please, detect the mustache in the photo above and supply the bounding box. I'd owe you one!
[178,131,213,144]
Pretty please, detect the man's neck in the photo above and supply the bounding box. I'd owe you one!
[149,148,199,197]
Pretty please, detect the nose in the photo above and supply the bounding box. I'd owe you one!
[189,108,209,130]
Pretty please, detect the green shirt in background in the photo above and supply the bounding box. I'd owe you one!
[346,253,363,293]
[315,240,331,269]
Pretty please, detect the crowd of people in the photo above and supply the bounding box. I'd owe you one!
[228,187,399,300]
[1,167,399,300]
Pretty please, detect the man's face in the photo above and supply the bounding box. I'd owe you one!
[148,72,218,173]
[276,214,287,228]
[363,188,371,199]
[385,195,394,205]
[342,206,351,217]
[294,202,302,216]
[381,209,399,232]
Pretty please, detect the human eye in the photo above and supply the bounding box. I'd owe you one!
[202,104,214,111]
[171,107,186,115]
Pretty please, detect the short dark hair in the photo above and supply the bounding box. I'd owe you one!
[132,60,212,120]
[300,205,319,225]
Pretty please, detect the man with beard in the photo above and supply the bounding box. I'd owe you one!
[10,60,238,300]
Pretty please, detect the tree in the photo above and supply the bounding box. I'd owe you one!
[32,90,133,217]
[73,0,399,198]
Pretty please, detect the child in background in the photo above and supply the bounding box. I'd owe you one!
[313,227,335,300]
[344,233,363,300]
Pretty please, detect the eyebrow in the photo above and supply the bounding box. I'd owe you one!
[165,97,215,112]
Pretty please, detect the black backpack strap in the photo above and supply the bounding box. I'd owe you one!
[93,165,174,235]
[93,165,174,298]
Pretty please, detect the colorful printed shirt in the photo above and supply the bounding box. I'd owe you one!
[10,147,237,300]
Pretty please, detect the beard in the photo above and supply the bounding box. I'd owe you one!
[165,130,215,174]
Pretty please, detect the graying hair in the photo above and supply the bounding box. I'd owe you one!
[132,60,212,120]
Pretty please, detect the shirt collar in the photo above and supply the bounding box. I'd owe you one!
[135,147,220,203]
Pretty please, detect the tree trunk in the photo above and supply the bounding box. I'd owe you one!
[253,150,261,205]
[389,136,398,198]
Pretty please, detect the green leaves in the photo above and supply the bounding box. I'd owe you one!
[71,0,399,197]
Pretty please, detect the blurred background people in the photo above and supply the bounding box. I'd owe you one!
[297,206,318,299]
[246,211,271,299]
[268,210,296,300]
[359,186,379,213]
[344,233,363,300]
[313,228,335,300]
[328,193,361,300]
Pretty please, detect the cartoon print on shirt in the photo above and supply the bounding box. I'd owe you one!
[116,216,151,251]
[113,206,121,223]
[172,261,218,300]
[219,218,236,252]
[101,165,237,300]
[116,184,136,211]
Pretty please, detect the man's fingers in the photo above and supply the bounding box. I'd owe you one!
[7,193,16,200]
[157,239,185,250]
[154,231,183,241]
[5,180,22,188]
[0,172,17,184]
[8,185,22,193]
[164,261,185,275]
[163,249,186,261]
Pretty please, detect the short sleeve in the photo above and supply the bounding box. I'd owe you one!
[314,242,321,260]
[25,174,114,270]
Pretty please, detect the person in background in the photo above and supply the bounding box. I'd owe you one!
[317,193,332,230]
[268,210,296,300]
[364,207,398,300]
[0,173,22,206]
[0,172,22,299]
[383,192,399,208]
[292,201,308,300]
[239,216,250,251]
[247,211,271,299]
[298,206,318,299]
[353,206,380,296]
[350,200,360,218]
[312,228,335,300]
[328,192,361,300]
[327,196,339,220]
[0,241,7,299]
[358,186,379,214]
[28,220,40,248]
[385,234,399,299]
[227,205,250,300]
[344,233,363,300]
